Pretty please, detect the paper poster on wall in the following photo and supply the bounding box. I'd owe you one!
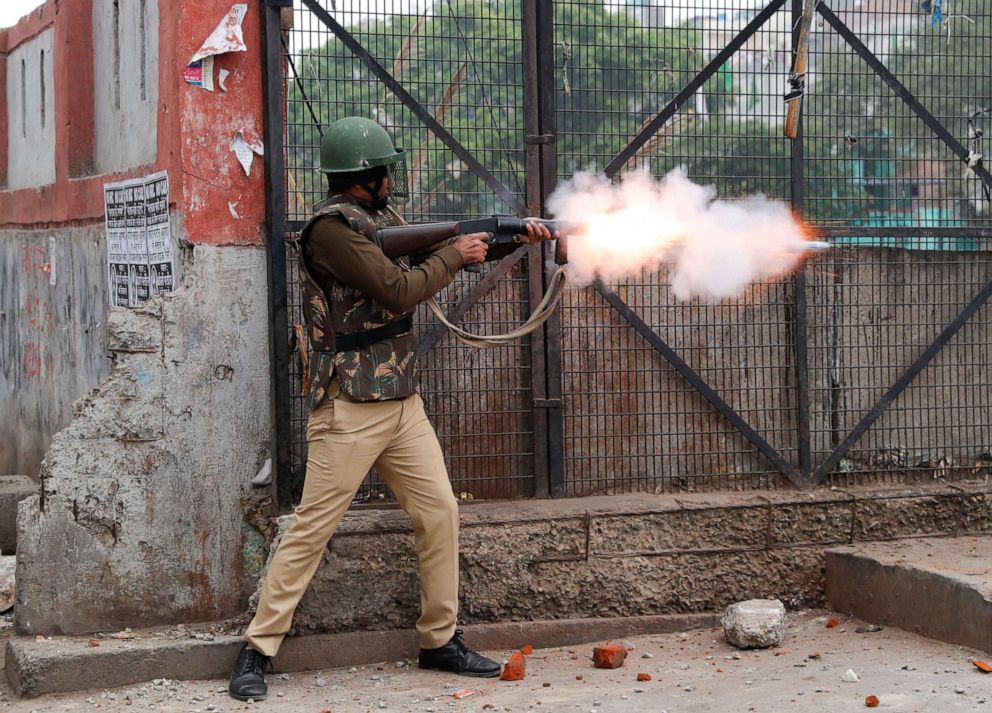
[103,171,175,308]
[124,181,151,305]
[183,57,215,91]
[144,173,175,296]
[103,183,131,307]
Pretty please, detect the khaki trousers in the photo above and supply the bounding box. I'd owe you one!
[244,388,459,657]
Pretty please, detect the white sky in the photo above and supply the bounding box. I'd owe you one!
[0,0,46,29]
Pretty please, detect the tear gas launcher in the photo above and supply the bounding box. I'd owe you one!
[376,216,573,265]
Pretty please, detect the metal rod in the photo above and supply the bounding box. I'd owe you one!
[536,0,565,498]
[816,226,992,239]
[299,0,526,216]
[602,0,787,178]
[523,0,549,499]
[791,0,812,485]
[813,276,992,481]
[593,280,798,482]
[261,2,294,510]
[819,1,992,193]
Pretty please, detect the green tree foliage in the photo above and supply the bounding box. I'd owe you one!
[284,0,989,231]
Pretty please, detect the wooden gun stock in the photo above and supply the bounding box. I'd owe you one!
[376,216,573,264]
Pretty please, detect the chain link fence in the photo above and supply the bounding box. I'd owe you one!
[271,0,992,503]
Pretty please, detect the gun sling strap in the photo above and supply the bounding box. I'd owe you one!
[425,267,568,349]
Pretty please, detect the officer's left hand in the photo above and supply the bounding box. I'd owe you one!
[518,219,558,245]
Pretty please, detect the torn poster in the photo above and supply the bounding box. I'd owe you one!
[218,68,230,92]
[103,171,175,307]
[183,57,214,91]
[185,4,248,91]
[231,130,264,176]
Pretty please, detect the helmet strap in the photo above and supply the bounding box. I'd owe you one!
[361,175,389,211]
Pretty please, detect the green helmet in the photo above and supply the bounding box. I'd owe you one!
[319,117,404,174]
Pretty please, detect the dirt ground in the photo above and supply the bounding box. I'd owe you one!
[2,610,990,713]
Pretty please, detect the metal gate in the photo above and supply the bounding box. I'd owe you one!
[261,0,992,508]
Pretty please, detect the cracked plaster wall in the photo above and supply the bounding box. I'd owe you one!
[15,245,272,635]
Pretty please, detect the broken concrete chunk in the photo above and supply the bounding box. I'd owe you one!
[593,643,627,669]
[0,555,15,612]
[722,599,787,649]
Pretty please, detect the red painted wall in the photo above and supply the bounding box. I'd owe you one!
[0,0,267,247]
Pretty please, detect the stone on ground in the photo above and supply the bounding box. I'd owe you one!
[721,598,787,649]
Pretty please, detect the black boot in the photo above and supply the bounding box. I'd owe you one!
[229,644,270,701]
[419,629,501,678]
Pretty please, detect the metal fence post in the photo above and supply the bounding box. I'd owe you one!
[523,0,564,498]
[261,0,294,509]
[538,0,565,497]
[791,0,813,485]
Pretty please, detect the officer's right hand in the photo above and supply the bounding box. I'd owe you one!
[454,232,490,265]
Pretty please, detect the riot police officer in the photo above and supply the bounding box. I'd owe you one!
[228,117,551,701]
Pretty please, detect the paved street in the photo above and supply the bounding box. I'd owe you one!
[3,611,990,712]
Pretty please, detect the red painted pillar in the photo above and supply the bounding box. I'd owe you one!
[175,0,267,246]
[53,0,95,178]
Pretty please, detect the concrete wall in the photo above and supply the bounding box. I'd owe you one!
[93,0,159,174]
[249,481,990,637]
[16,245,272,634]
[5,28,55,189]
[0,227,110,478]
[4,0,274,635]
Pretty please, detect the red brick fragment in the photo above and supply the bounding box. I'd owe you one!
[575,675,583,680]
[636,672,652,682]
[520,644,534,655]
[865,695,880,707]
[826,618,839,628]
[87,639,100,647]
[593,643,627,669]
[500,651,526,681]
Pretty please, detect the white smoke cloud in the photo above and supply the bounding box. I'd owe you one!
[548,169,814,301]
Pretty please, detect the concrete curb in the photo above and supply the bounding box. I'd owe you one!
[5,612,718,698]
[826,536,992,655]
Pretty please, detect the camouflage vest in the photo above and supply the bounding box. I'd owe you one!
[298,194,418,408]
